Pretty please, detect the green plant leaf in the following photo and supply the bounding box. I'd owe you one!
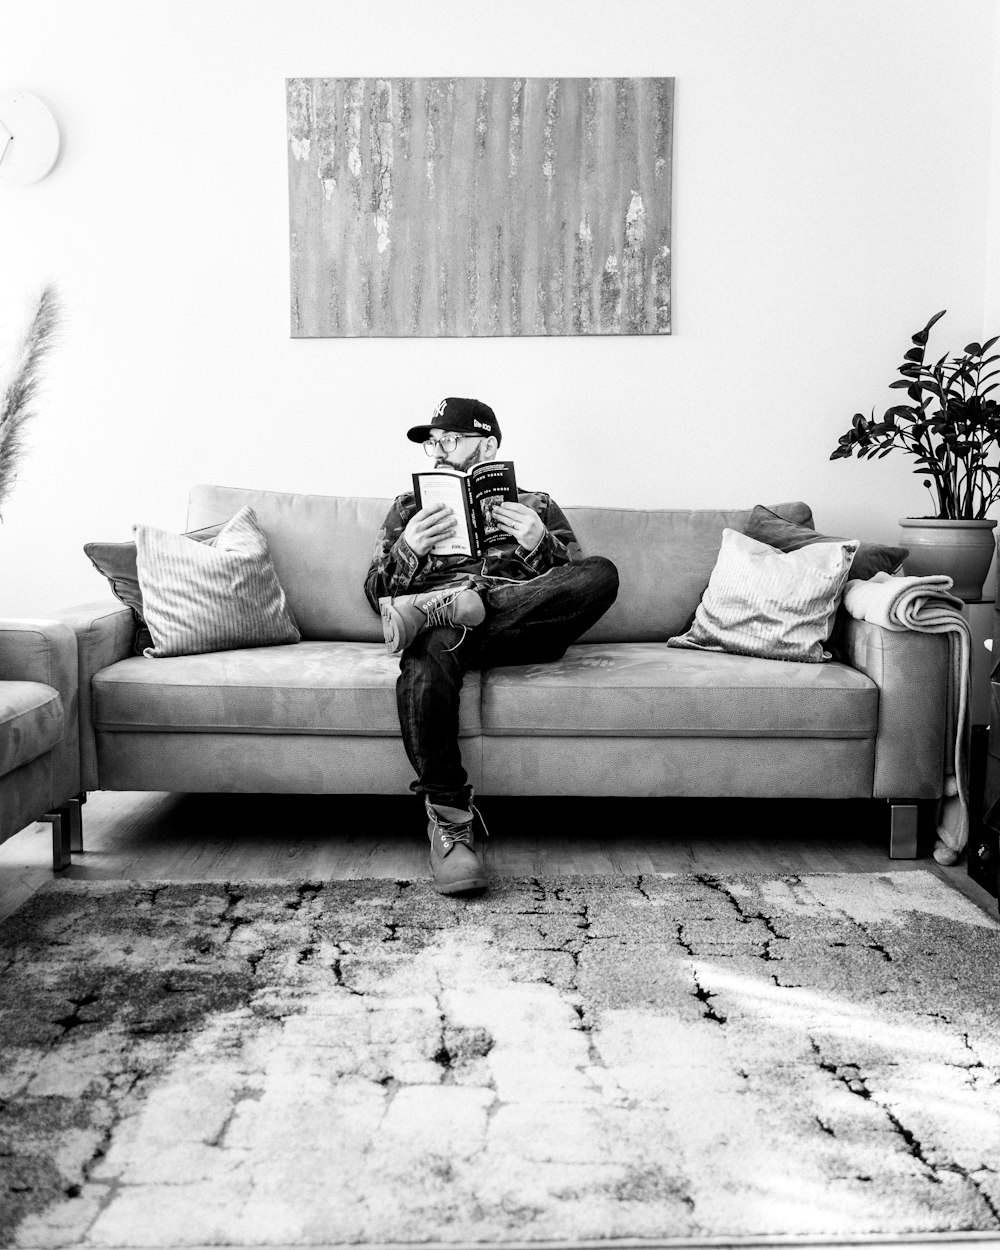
[912,310,946,346]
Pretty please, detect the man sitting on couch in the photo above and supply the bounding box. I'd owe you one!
[364,397,619,897]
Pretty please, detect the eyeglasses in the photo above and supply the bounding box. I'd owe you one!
[422,432,484,456]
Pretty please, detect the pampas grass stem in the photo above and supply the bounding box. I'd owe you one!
[0,283,61,518]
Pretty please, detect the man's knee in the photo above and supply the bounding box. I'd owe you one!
[399,625,466,672]
[579,555,619,604]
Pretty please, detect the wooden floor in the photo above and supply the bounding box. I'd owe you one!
[1,791,997,925]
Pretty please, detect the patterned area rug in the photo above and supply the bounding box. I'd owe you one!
[2,871,1000,1247]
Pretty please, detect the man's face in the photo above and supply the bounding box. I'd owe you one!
[427,427,497,472]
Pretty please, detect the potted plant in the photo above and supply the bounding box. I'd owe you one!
[831,309,1000,600]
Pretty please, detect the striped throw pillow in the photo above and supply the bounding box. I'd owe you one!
[134,506,300,658]
[667,528,859,663]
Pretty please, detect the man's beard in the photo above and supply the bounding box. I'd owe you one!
[445,443,487,473]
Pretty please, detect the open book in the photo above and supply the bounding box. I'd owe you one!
[412,461,519,558]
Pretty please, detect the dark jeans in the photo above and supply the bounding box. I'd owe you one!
[396,556,619,810]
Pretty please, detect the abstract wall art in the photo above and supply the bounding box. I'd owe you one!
[287,77,673,338]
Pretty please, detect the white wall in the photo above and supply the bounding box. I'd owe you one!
[0,0,997,615]
[986,1,1000,334]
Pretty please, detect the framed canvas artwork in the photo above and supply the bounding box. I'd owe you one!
[287,77,673,338]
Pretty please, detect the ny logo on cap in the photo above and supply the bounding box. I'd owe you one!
[433,399,448,420]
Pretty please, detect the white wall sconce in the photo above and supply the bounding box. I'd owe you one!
[0,92,60,186]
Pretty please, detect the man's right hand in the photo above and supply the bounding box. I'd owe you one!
[403,503,458,557]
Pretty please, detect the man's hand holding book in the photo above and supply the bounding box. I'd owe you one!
[492,502,544,551]
[403,502,458,558]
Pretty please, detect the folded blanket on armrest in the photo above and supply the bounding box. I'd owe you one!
[841,571,970,865]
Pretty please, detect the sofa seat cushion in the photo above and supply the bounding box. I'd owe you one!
[481,643,877,738]
[93,642,481,737]
[0,682,64,774]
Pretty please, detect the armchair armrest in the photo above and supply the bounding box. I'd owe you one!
[0,617,80,798]
[839,615,949,800]
[53,600,135,791]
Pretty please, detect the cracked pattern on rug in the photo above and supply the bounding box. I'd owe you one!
[2,871,1000,1245]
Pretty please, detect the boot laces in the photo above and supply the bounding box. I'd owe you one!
[421,588,464,628]
[438,820,474,853]
[420,588,473,652]
[434,803,489,853]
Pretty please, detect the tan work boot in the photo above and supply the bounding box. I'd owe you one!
[426,797,488,896]
[379,587,485,655]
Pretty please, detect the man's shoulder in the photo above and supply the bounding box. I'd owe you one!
[373,492,417,539]
[518,489,554,509]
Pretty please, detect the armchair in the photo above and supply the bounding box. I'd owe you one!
[0,618,82,869]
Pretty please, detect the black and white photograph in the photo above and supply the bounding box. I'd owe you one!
[2,1,1000,1247]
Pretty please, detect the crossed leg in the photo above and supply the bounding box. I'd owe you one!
[395,556,619,809]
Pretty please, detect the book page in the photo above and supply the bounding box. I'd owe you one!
[413,473,472,556]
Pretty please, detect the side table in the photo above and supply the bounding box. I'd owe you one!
[969,598,998,898]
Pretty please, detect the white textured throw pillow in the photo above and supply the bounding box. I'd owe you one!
[668,528,859,663]
[134,506,300,658]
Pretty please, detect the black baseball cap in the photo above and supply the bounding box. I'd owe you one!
[407,397,502,446]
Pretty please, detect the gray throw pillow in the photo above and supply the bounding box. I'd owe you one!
[134,506,299,659]
[668,528,859,663]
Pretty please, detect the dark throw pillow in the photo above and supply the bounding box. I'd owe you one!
[84,521,225,654]
[742,505,908,581]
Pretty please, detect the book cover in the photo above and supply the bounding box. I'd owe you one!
[412,461,519,558]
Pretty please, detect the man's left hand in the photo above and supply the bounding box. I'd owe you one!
[492,502,545,551]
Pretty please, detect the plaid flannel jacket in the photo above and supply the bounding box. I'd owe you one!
[364,490,582,611]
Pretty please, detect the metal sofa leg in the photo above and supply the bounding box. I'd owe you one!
[44,807,71,871]
[888,801,919,859]
[66,794,84,853]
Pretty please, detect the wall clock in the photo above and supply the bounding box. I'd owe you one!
[0,92,60,186]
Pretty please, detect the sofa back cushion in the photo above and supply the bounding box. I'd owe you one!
[566,502,813,642]
[187,485,391,642]
[186,485,813,643]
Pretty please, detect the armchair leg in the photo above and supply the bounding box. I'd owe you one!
[66,795,84,853]
[888,801,919,859]
[44,808,72,872]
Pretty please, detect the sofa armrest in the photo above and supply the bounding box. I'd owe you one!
[53,600,135,792]
[0,617,81,800]
[839,615,949,800]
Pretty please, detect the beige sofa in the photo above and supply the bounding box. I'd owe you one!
[59,484,950,864]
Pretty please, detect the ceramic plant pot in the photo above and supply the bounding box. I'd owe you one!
[898,517,997,602]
